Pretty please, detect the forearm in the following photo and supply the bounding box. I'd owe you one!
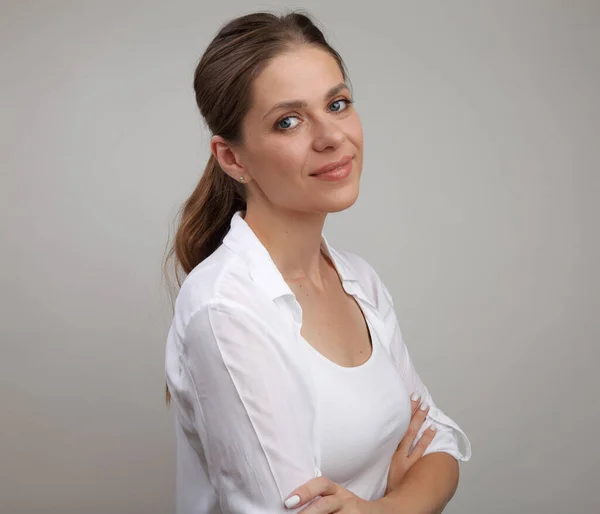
[374,453,459,514]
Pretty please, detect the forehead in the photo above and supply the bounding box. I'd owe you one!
[251,46,344,107]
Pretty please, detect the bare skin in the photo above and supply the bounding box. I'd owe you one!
[286,248,372,368]
[211,44,363,290]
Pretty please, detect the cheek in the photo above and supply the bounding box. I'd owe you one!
[264,138,308,171]
[250,138,308,182]
[347,115,364,150]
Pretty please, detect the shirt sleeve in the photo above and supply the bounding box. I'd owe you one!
[165,298,319,513]
[380,283,472,462]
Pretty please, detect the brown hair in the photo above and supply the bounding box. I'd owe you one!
[163,11,348,402]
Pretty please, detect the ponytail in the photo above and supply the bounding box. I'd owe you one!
[166,155,245,280]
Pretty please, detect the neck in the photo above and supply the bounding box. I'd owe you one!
[242,204,329,288]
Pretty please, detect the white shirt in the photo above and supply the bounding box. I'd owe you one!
[305,312,412,502]
[165,210,471,514]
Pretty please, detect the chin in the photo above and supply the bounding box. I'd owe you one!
[322,185,360,213]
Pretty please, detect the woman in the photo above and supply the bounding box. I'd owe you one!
[165,11,471,514]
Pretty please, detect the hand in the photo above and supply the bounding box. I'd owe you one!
[284,476,376,513]
[384,392,437,495]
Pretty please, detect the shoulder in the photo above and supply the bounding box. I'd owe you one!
[173,244,274,330]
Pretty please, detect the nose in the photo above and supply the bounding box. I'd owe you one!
[311,118,346,152]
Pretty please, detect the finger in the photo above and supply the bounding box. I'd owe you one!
[397,402,430,455]
[409,391,422,414]
[297,494,342,514]
[408,424,437,462]
[284,476,338,510]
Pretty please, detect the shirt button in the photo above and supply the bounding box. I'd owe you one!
[315,468,322,477]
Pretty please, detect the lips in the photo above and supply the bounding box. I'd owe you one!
[310,155,353,176]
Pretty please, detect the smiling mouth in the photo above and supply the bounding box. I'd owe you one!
[310,155,353,176]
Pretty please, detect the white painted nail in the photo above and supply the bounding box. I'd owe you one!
[411,392,421,401]
[419,401,428,411]
[285,495,301,508]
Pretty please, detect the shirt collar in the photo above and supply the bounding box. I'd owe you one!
[222,210,371,306]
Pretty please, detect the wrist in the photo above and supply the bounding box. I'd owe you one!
[371,496,398,514]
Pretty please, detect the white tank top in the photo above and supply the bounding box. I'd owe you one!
[303,317,413,501]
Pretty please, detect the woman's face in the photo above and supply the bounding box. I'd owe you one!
[234,45,364,215]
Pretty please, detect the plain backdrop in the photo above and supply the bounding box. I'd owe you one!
[1,1,598,513]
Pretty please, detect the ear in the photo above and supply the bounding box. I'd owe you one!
[210,135,251,183]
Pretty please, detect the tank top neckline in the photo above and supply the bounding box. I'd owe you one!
[301,317,379,372]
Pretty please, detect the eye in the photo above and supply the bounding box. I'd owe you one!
[329,97,353,113]
[276,116,300,131]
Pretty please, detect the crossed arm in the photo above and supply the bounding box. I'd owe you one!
[374,453,459,514]
[284,396,462,513]
[166,297,470,513]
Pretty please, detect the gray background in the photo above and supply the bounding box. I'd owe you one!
[1,1,598,513]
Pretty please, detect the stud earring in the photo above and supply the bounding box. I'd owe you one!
[239,176,245,182]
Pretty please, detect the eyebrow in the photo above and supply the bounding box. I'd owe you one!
[261,82,350,121]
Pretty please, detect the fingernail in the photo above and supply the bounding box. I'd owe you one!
[419,402,428,411]
[411,392,420,401]
[285,495,301,508]
[430,425,437,431]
